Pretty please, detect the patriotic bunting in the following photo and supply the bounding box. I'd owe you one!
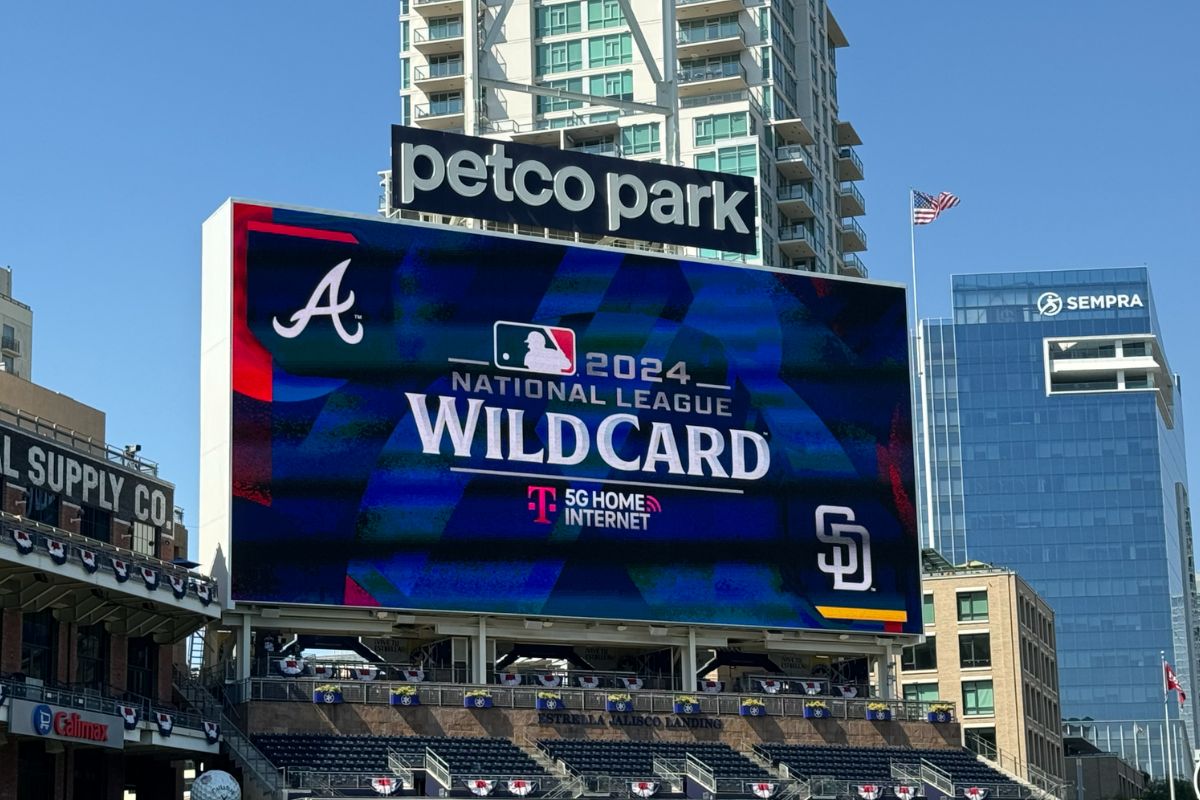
[506,780,534,797]
[577,675,600,689]
[119,705,141,730]
[856,786,882,800]
[112,558,130,582]
[963,789,989,800]
[155,711,174,736]
[757,679,782,694]
[278,658,305,677]
[312,664,334,679]
[203,721,221,744]
[80,549,98,573]
[630,781,658,798]
[372,777,399,795]
[800,680,823,696]
[169,573,188,599]
[536,673,562,688]
[893,787,918,800]
[699,680,723,693]
[618,677,644,691]
[12,529,33,555]
[403,668,426,683]
[196,580,213,605]
[751,783,775,798]
[46,539,67,564]
[141,566,159,590]
[354,665,379,682]
[497,673,521,687]
[466,780,496,796]
[836,685,858,698]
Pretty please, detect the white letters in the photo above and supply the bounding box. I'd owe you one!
[272,260,363,345]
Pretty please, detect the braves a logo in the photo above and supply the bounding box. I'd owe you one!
[815,505,873,591]
[272,259,363,344]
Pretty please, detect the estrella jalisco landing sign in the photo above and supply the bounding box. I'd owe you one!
[210,202,919,633]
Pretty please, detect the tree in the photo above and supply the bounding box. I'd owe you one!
[1141,778,1198,800]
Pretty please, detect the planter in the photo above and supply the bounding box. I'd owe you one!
[313,690,343,705]
[866,710,892,722]
[390,694,420,707]
[673,702,700,715]
[927,710,953,723]
[536,697,563,711]
[606,700,632,713]
[465,696,493,709]
[803,707,830,720]
[739,704,765,717]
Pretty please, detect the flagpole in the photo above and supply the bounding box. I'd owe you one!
[1165,651,1178,797]
[910,189,936,553]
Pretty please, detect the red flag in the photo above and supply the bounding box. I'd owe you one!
[1165,661,1187,707]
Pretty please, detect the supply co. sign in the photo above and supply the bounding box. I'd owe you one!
[390,127,757,253]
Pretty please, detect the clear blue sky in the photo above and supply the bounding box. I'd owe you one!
[2,2,1198,557]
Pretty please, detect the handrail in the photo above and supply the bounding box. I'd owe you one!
[426,747,452,789]
[0,404,160,474]
[684,754,715,792]
[0,676,210,732]
[920,759,954,794]
[965,730,1068,799]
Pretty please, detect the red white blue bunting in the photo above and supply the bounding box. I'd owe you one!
[119,705,141,730]
[312,664,334,679]
[497,673,521,687]
[757,679,782,694]
[751,782,775,798]
[893,787,918,799]
[402,668,425,682]
[196,580,214,605]
[836,685,858,698]
[630,781,658,798]
[155,711,174,736]
[170,573,188,599]
[856,786,882,800]
[354,665,379,682]
[963,789,989,800]
[372,777,399,795]
[536,674,562,688]
[112,558,130,582]
[699,680,723,693]
[618,677,643,691]
[577,675,600,689]
[80,549,98,573]
[12,529,33,555]
[46,539,67,565]
[278,658,305,677]
[203,720,220,744]
[799,680,823,696]
[466,780,495,796]
[506,780,534,797]
[141,567,159,591]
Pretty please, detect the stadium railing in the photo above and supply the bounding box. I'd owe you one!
[239,676,952,720]
[0,676,212,735]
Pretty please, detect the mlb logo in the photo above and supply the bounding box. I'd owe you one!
[494,321,576,376]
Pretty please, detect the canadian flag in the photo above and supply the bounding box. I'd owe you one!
[699,680,723,693]
[498,673,522,687]
[757,679,782,694]
[630,781,658,798]
[466,780,496,796]
[537,674,562,688]
[751,783,775,798]
[893,787,918,800]
[577,675,600,689]
[619,677,644,691]
[507,780,534,797]
[856,786,882,800]
[800,680,823,696]
[371,777,399,795]
[963,788,989,799]
[1166,661,1188,707]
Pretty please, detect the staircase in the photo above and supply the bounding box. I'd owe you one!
[513,735,584,799]
[173,667,284,800]
[187,625,207,674]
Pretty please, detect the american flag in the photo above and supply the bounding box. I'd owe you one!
[913,190,960,225]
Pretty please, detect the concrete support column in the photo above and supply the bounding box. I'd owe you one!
[472,617,488,685]
[0,608,21,673]
[237,618,252,682]
[108,632,128,695]
[681,628,697,692]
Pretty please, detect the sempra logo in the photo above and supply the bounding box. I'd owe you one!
[272,259,363,344]
[1035,290,1143,317]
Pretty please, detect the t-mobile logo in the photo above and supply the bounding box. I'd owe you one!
[527,486,558,524]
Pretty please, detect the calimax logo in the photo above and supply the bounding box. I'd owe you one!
[391,127,757,254]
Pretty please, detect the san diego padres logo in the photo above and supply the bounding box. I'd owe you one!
[1036,292,1063,317]
[273,259,363,344]
[815,505,873,592]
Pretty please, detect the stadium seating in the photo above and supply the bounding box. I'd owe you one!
[757,743,1019,787]
[254,733,547,778]
[540,739,771,781]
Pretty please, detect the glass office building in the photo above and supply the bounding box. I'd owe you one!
[915,267,1196,779]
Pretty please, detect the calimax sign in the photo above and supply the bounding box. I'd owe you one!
[390,127,758,253]
[9,699,125,750]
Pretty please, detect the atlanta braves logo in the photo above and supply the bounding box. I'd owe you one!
[272,259,363,344]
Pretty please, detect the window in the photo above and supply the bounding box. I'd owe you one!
[27,487,59,526]
[132,521,158,558]
[693,112,749,146]
[962,680,995,716]
[587,0,624,29]
[621,123,660,155]
[21,609,57,681]
[1,323,14,350]
[428,16,462,40]
[536,40,582,74]
[901,637,937,671]
[588,71,632,101]
[1,356,12,374]
[922,593,935,624]
[902,682,940,703]
[588,33,631,67]
[127,636,158,700]
[537,78,584,113]
[427,91,463,116]
[535,2,582,36]
[80,505,111,543]
[694,144,757,177]
[76,623,109,691]
[959,633,992,668]
[957,590,989,621]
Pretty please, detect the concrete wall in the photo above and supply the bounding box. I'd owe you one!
[0,370,105,440]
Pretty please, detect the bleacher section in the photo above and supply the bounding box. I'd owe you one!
[541,739,771,781]
[254,733,547,778]
[758,743,1020,787]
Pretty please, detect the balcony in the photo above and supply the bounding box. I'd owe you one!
[777,183,816,220]
[772,117,815,146]
[414,97,465,129]
[413,60,464,92]
[838,182,865,217]
[0,336,18,354]
[412,21,464,55]
[778,225,817,259]
[412,0,463,17]
[677,60,746,97]
[836,119,862,147]
[675,0,746,20]
[774,144,816,180]
[677,21,744,58]
[839,253,868,279]
[839,218,867,252]
[836,146,864,181]
[568,141,619,157]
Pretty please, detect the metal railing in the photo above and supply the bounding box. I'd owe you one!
[568,141,619,156]
[244,676,952,721]
[679,61,745,84]
[0,511,218,606]
[678,22,742,44]
[841,253,867,277]
[775,144,813,163]
[414,61,464,81]
[416,97,465,118]
[839,217,867,245]
[684,754,715,792]
[414,22,464,42]
[0,404,159,474]
[777,183,813,205]
[426,747,452,789]
[837,146,863,173]
[966,730,1069,799]
[0,676,209,734]
[778,225,812,243]
[1,336,19,353]
[838,181,864,208]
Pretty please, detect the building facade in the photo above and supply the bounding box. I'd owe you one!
[896,552,1065,791]
[914,267,1196,780]
[0,267,33,379]
[382,0,867,276]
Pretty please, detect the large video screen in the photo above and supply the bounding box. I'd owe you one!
[224,202,919,633]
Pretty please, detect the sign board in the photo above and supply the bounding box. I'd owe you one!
[390,126,758,254]
[9,699,124,749]
[202,201,919,634]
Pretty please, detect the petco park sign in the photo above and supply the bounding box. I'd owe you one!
[1035,291,1144,317]
[391,127,757,253]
